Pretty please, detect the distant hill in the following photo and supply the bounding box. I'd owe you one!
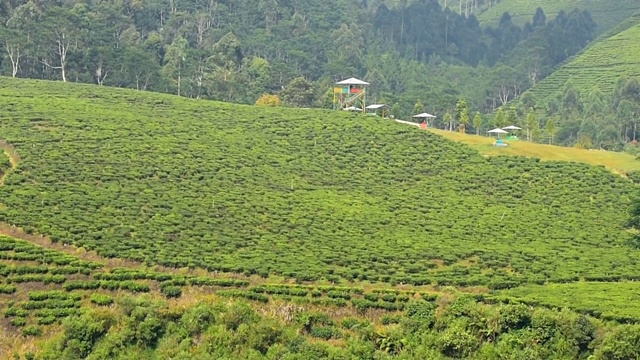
[525,12,640,106]
[473,0,640,33]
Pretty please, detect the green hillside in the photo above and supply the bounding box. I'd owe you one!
[1,234,636,360]
[0,77,637,290]
[475,0,640,32]
[4,78,640,359]
[525,13,640,105]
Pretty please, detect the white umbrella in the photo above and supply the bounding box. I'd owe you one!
[488,128,508,134]
[488,128,508,139]
[502,125,522,130]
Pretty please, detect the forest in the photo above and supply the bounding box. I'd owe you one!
[0,0,623,147]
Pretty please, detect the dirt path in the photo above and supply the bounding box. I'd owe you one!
[0,140,19,186]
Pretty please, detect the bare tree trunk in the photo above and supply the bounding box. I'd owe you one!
[177,74,181,96]
[4,42,23,78]
[95,62,108,85]
[42,32,70,82]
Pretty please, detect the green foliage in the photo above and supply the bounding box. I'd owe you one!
[12,293,640,360]
[181,304,217,336]
[403,300,437,332]
[498,303,531,331]
[0,284,16,294]
[22,325,42,337]
[0,79,638,288]
[281,77,315,108]
[475,0,639,33]
[437,318,480,358]
[89,294,114,306]
[592,325,640,360]
[222,302,259,331]
[160,284,182,299]
[522,16,640,148]
[50,311,114,360]
[497,282,640,322]
[473,112,483,135]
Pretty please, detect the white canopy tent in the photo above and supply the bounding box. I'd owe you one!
[502,125,522,130]
[343,106,362,112]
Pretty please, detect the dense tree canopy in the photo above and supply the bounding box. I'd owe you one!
[0,0,600,116]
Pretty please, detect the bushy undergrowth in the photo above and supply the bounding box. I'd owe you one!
[27,296,638,360]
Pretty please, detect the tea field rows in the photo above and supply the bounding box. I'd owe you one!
[474,0,640,33]
[525,14,640,104]
[0,234,438,339]
[0,77,638,289]
[494,282,640,323]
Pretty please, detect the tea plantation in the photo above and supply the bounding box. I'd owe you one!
[525,13,640,104]
[475,0,640,33]
[1,235,634,360]
[0,77,638,289]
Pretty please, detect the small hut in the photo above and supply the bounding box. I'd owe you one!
[366,104,389,117]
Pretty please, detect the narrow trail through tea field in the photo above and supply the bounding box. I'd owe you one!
[0,140,18,186]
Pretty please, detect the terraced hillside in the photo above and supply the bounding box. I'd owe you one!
[525,13,640,105]
[1,233,635,360]
[474,0,640,32]
[0,78,638,290]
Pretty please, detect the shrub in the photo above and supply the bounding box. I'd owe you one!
[11,317,27,327]
[90,293,114,306]
[22,325,42,337]
[255,94,282,107]
[0,284,16,294]
[161,285,182,298]
[310,326,341,340]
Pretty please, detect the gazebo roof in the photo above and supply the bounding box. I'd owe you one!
[336,77,369,85]
[413,112,436,118]
[366,104,388,109]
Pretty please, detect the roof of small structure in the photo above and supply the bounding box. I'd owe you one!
[343,106,362,111]
[502,125,522,130]
[336,77,369,85]
[366,104,388,109]
[413,112,436,118]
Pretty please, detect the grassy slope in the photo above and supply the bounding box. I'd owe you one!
[474,0,640,32]
[426,128,640,174]
[525,13,640,104]
[0,77,638,290]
